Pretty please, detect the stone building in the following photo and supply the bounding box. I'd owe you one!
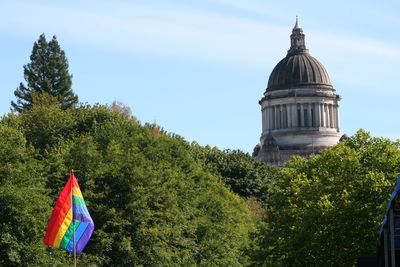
[253,19,345,167]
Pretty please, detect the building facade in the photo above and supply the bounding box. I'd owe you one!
[253,19,345,167]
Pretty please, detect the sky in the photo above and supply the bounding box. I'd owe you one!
[1,0,400,153]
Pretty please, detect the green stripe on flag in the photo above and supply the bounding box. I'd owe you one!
[59,221,81,249]
[72,196,85,206]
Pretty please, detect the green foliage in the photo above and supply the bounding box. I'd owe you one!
[254,130,400,267]
[190,143,277,200]
[1,102,255,266]
[5,90,399,267]
[11,34,78,113]
[0,125,68,266]
[21,98,74,152]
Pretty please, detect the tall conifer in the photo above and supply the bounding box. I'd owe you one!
[11,34,78,112]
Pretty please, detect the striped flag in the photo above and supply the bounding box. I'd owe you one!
[43,171,94,254]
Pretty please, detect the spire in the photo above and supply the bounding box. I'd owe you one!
[288,17,308,55]
[294,16,299,29]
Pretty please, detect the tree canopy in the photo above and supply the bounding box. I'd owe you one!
[11,34,78,113]
[2,96,400,266]
[1,101,261,266]
[253,130,400,267]
[4,34,400,265]
[190,144,277,201]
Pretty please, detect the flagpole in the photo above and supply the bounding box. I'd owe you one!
[44,169,93,264]
[71,170,77,267]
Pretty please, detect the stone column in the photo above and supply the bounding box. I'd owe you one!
[285,105,288,128]
[329,104,334,128]
[333,105,337,128]
[274,105,279,129]
[315,102,320,127]
[280,105,284,129]
[283,105,286,129]
[336,104,340,131]
[286,104,291,128]
[261,108,264,133]
[270,106,274,130]
[291,104,297,127]
[335,105,338,129]
[300,104,304,127]
[264,108,269,133]
[307,103,312,127]
[321,103,325,127]
[276,105,280,129]
[325,104,330,128]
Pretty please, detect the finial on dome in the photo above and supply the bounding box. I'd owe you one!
[294,16,300,29]
[288,16,307,55]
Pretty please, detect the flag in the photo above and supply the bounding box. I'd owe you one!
[43,171,94,254]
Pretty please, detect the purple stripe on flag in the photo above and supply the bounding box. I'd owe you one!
[66,222,89,252]
[76,223,95,254]
[73,204,89,215]
[73,212,93,223]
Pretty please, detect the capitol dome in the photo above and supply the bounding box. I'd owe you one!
[267,19,332,91]
[254,18,343,167]
[267,54,332,91]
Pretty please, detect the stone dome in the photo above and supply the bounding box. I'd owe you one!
[266,19,332,91]
[255,18,343,167]
[267,53,332,91]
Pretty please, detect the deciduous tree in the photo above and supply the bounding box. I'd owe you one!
[254,130,400,267]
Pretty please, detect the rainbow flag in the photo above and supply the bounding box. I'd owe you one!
[43,172,94,254]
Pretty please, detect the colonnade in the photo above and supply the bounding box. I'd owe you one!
[262,102,339,131]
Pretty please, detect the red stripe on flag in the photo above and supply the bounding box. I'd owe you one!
[71,173,80,189]
[43,175,73,246]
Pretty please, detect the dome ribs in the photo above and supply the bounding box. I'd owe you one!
[302,55,311,84]
[305,55,317,84]
[291,56,297,86]
[266,24,333,91]
[267,53,333,90]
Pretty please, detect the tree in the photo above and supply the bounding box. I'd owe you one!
[11,34,78,113]
[254,130,400,267]
[0,125,69,266]
[190,144,277,200]
[2,103,256,265]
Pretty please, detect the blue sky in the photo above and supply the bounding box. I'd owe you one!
[1,0,400,152]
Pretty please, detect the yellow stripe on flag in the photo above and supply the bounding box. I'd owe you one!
[72,187,83,198]
[53,208,73,248]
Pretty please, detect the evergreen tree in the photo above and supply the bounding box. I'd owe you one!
[11,34,78,113]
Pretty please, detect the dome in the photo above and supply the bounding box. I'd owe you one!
[267,53,332,91]
[266,20,332,91]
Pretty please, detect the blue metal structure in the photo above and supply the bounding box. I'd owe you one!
[379,175,400,267]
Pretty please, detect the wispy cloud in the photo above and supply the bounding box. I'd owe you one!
[1,0,400,89]
[0,1,286,65]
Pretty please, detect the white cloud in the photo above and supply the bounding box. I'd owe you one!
[0,1,286,65]
[1,0,400,89]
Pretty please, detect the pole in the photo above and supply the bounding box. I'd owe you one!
[71,170,77,267]
[384,226,389,267]
[390,208,395,266]
[73,223,76,267]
